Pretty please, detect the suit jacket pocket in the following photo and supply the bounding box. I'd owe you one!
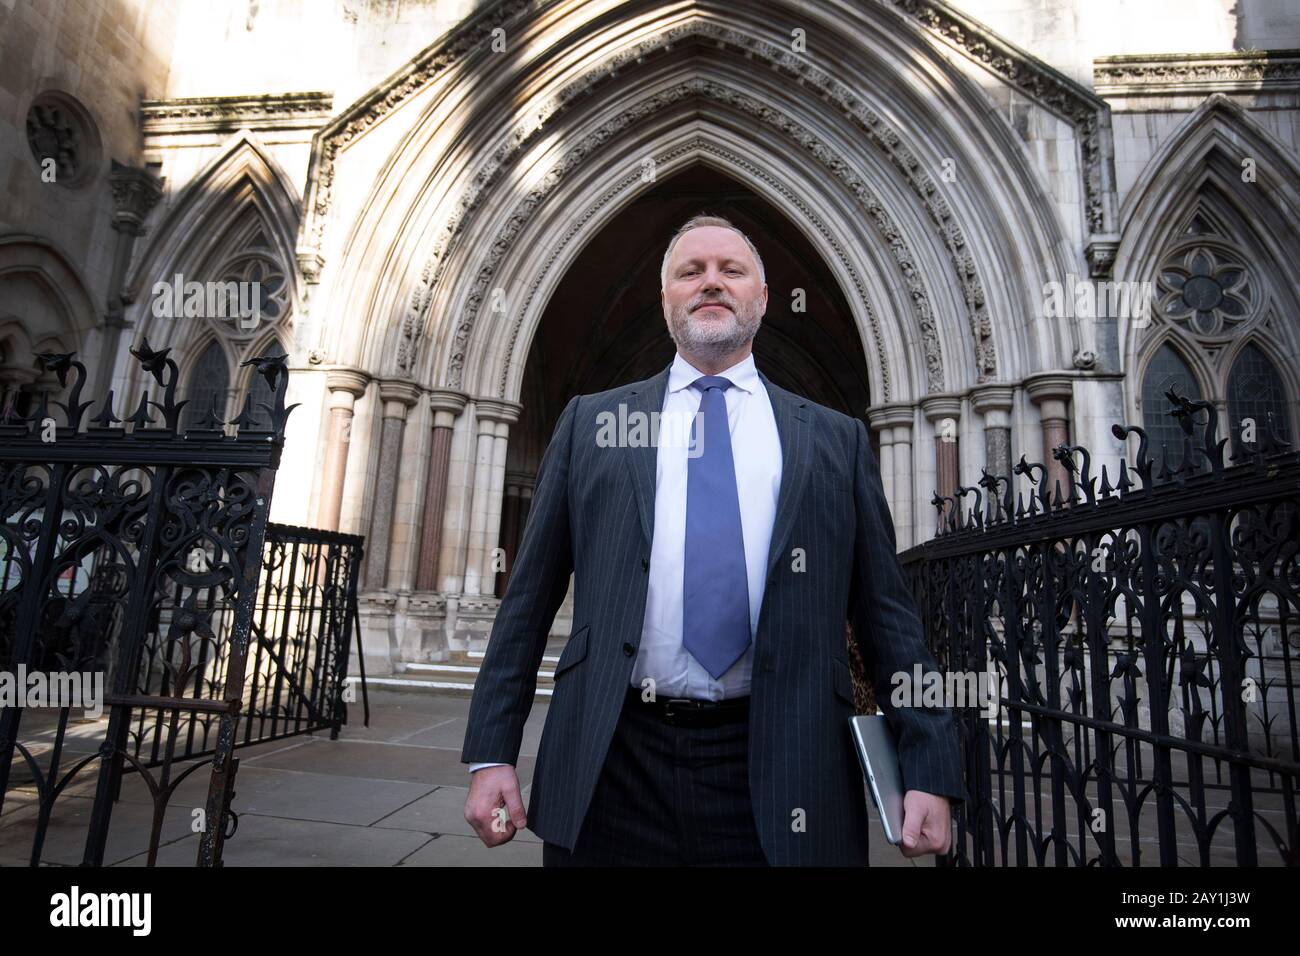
[553,624,590,679]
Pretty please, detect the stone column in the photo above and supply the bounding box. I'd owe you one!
[414,388,468,592]
[498,472,537,596]
[971,384,1015,481]
[365,379,422,591]
[921,395,963,529]
[103,162,163,393]
[462,398,522,596]
[499,480,522,598]
[868,404,916,550]
[316,368,369,532]
[1026,374,1075,503]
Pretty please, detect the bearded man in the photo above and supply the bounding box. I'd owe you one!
[461,214,964,866]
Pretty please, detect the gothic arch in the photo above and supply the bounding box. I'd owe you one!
[311,0,1078,405]
[1116,95,1300,423]
[123,130,303,378]
[0,235,97,360]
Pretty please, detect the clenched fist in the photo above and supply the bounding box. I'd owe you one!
[464,765,527,847]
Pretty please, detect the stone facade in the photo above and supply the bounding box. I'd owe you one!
[2,0,1298,675]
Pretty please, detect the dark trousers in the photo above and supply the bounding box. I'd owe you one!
[543,686,769,866]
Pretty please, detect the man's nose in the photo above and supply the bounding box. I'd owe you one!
[699,268,724,290]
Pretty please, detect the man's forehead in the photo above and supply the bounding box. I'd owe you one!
[670,226,753,261]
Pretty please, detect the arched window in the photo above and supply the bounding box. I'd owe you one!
[243,339,287,428]
[184,340,230,428]
[1228,344,1291,448]
[1141,344,1204,469]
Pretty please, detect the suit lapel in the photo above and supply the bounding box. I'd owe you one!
[623,362,812,591]
[624,363,671,549]
[757,370,811,587]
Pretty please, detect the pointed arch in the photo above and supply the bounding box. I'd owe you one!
[123,130,303,364]
[0,235,98,359]
[180,337,232,428]
[309,0,1081,405]
[1226,340,1296,442]
[1117,94,1300,420]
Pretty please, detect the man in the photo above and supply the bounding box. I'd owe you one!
[461,214,964,866]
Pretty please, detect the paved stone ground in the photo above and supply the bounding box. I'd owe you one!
[0,688,920,867]
[3,688,1282,866]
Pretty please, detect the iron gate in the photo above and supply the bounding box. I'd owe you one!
[0,344,296,866]
[900,389,1299,866]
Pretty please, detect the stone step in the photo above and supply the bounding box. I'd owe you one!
[369,642,569,699]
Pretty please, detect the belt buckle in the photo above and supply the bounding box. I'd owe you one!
[662,697,698,720]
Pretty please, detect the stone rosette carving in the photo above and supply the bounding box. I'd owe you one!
[26,91,100,188]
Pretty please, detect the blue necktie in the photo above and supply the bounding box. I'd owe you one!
[683,375,751,679]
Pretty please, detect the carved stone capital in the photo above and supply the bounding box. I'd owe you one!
[109,161,164,236]
[325,367,370,403]
[474,398,522,427]
[1025,373,1074,422]
[920,394,963,423]
[378,379,422,420]
[1085,236,1120,279]
[428,387,469,423]
[969,384,1014,416]
[867,403,916,431]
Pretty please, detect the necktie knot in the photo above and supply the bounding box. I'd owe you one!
[691,375,734,395]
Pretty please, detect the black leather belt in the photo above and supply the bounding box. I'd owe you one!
[623,685,750,726]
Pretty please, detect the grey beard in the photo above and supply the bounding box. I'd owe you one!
[666,300,762,364]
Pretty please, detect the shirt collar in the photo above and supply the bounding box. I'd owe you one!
[667,350,759,395]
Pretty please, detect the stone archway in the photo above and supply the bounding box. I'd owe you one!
[300,0,1091,668]
[497,161,871,597]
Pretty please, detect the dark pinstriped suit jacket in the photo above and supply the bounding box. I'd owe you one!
[461,360,965,865]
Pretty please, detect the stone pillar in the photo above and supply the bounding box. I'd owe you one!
[867,404,916,550]
[921,395,963,529]
[365,379,422,591]
[462,398,521,596]
[415,388,468,592]
[890,421,914,550]
[1026,374,1075,503]
[104,162,163,393]
[498,472,537,596]
[316,368,369,532]
[971,384,1015,481]
[499,480,522,598]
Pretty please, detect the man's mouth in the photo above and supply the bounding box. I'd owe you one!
[693,302,730,312]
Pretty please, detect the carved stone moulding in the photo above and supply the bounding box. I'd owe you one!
[140,92,335,136]
[1094,51,1300,97]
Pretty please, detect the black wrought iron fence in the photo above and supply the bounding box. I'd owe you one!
[900,389,1299,866]
[129,522,365,769]
[0,343,299,866]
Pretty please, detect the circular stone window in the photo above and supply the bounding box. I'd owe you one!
[25,91,101,189]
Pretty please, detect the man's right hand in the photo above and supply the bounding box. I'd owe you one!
[464,765,527,847]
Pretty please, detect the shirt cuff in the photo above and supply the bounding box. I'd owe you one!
[468,762,510,772]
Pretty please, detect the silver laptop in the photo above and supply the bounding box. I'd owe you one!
[849,715,905,845]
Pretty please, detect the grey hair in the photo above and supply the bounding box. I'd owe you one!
[659,214,766,288]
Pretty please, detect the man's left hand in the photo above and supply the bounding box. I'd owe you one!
[898,790,952,857]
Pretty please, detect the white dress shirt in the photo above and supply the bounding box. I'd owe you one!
[469,351,782,772]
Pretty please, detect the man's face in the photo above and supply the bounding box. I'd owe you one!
[661,226,767,363]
